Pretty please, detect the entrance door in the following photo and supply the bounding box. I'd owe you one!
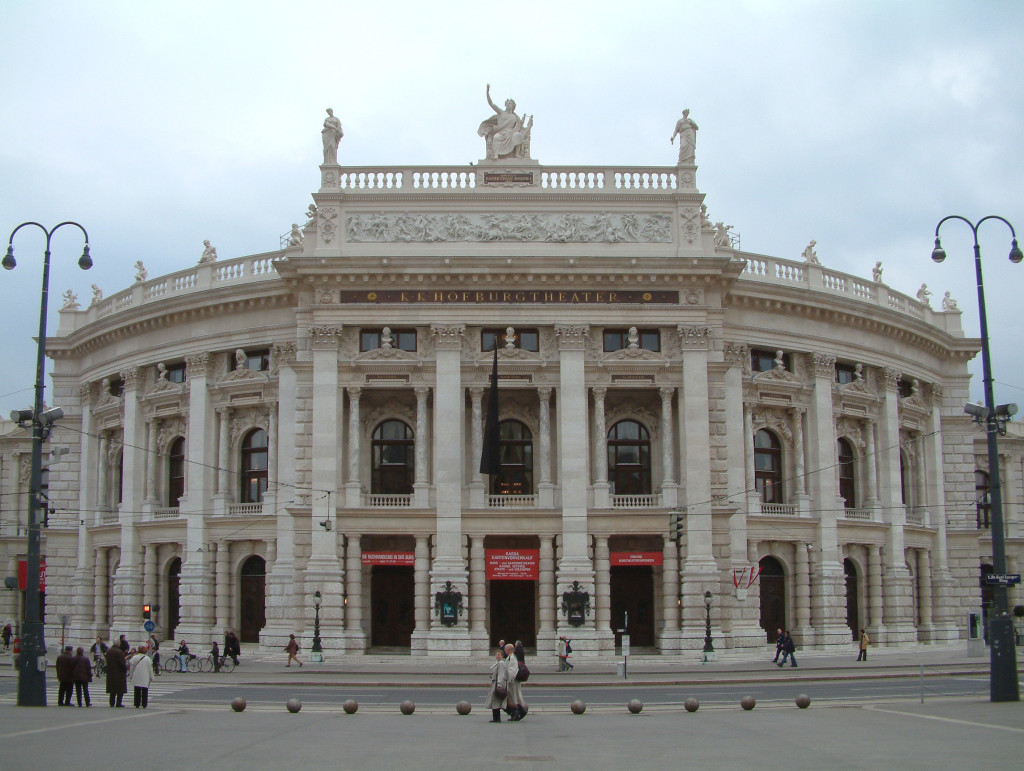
[759,556,785,643]
[844,558,859,639]
[610,567,654,647]
[371,566,414,647]
[167,557,181,636]
[239,556,266,643]
[489,580,536,648]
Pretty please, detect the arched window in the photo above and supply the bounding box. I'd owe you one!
[372,420,414,495]
[900,453,909,505]
[116,450,124,505]
[608,420,651,496]
[838,438,856,509]
[491,420,533,495]
[240,428,268,503]
[754,429,783,503]
[168,437,185,508]
[975,470,991,529]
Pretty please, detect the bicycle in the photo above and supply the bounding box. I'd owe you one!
[163,653,201,673]
[92,655,107,677]
[198,655,234,673]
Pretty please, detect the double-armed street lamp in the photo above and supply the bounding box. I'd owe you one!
[4,221,92,707]
[931,215,1021,703]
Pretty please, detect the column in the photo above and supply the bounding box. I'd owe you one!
[428,324,470,653]
[346,387,362,507]
[215,542,229,634]
[660,386,678,508]
[743,403,760,515]
[592,386,609,509]
[412,535,431,653]
[414,386,430,508]
[93,547,107,635]
[468,536,487,651]
[593,536,612,653]
[217,408,230,496]
[792,407,809,506]
[143,545,156,617]
[98,434,110,513]
[925,384,956,640]
[344,535,365,652]
[795,542,812,643]
[537,536,556,654]
[661,538,681,652]
[918,549,934,640]
[113,367,144,637]
[469,387,485,508]
[537,387,554,507]
[865,421,879,505]
[914,434,927,519]
[71,383,98,640]
[868,544,885,640]
[144,419,159,505]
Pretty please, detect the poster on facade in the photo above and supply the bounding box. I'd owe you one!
[17,559,46,590]
[609,552,663,566]
[361,552,415,566]
[486,549,539,580]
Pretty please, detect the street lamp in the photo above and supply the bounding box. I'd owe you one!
[931,214,1021,703]
[310,590,323,662]
[4,221,92,707]
[702,590,715,662]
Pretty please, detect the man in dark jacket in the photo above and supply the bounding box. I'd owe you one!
[224,630,240,666]
[777,631,798,667]
[117,634,130,653]
[55,646,75,706]
[72,647,93,707]
[105,645,128,707]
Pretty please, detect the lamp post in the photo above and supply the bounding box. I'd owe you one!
[931,215,1021,703]
[702,590,715,662]
[3,221,92,707]
[310,590,323,662]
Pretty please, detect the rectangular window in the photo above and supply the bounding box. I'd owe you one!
[482,328,539,352]
[108,378,124,397]
[245,350,270,372]
[166,362,187,384]
[835,363,857,385]
[603,329,660,352]
[751,349,788,373]
[360,329,416,352]
[897,379,915,399]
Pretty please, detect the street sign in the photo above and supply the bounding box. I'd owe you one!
[143,620,156,633]
[983,573,1021,586]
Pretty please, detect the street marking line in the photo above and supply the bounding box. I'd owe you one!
[0,709,163,739]
[865,706,1024,734]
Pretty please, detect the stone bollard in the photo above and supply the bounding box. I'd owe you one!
[684,697,700,713]
[795,694,811,709]
[740,695,756,711]
[400,700,416,715]
[231,697,246,712]
[456,700,472,715]
[343,699,358,714]
[571,699,586,715]
[286,698,302,713]
[627,699,643,714]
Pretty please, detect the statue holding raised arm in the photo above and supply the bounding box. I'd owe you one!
[322,108,344,165]
[670,109,698,165]
[916,283,932,306]
[478,84,532,160]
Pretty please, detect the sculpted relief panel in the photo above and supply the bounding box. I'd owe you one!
[345,212,672,243]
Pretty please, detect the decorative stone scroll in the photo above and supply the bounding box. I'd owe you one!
[723,342,750,371]
[882,367,902,392]
[270,342,296,374]
[345,212,672,243]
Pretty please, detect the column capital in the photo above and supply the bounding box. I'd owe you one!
[812,352,837,379]
[348,385,362,400]
[591,385,607,399]
[554,323,589,349]
[930,383,943,407]
[430,323,466,350]
[468,386,483,399]
[119,366,141,392]
[882,367,902,391]
[678,324,713,349]
[310,325,344,348]
[537,385,552,399]
[723,341,750,369]
[415,385,431,399]
[270,341,297,373]
[659,385,675,400]
[184,352,211,377]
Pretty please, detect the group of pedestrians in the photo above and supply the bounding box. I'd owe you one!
[486,639,529,722]
[54,646,95,706]
[771,628,798,667]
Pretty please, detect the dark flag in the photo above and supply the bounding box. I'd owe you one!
[479,346,501,475]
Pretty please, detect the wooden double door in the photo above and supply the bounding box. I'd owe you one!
[610,567,654,647]
[371,566,414,647]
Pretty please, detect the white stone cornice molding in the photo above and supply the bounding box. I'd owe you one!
[554,324,589,350]
[184,352,211,378]
[310,325,344,349]
[882,367,902,392]
[812,353,837,380]
[431,324,466,350]
[119,366,140,392]
[723,341,750,371]
[677,324,713,349]
[270,342,296,375]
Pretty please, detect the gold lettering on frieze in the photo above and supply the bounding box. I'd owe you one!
[337,290,676,305]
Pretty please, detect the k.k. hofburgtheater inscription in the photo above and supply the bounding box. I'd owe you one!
[336,289,679,304]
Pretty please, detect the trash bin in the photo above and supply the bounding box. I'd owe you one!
[616,661,625,677]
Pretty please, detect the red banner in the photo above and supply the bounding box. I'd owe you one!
[361,551,415,566]
[610,551,663,566]
[486,549,539,580]
[17,559,46,591]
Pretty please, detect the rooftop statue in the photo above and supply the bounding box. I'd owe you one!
[60,289,79,310]
[670,109,698,165]
[916,283,932,306]
[322,108,344,165]
[872,261,883,283]
[801,240,820,264]
[134,260,148,283]
[942,291,959,311]
[478,84,533,161]
[199,240,218,264]
[288,223,303,246]
[90,284,103,306]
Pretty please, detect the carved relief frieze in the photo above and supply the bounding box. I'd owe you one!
[604,403,660,440]
[811,353,836,380]
[723,341,750,372]
[750,406,793,443]
[835,417,866,451]
[318,205,339,244]
[156,417,188,454]
[360,403,417,437]
[146,364,185,397]
[680,207,699,245]
[345,211,673,243]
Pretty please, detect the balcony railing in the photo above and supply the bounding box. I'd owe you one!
[759,503,796,516]
[842,507,872,521]
[906,507,926,526]
[367,494,413,508]
[487,495,536,509]
[153,507,180,519]
[227,503,264,516]
[611,494,661,509]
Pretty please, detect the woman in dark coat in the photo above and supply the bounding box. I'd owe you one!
[105,645,128,707]
[72,647,93,707]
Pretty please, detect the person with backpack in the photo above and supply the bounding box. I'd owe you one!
[285,634,303,667]
[558,636,574,671]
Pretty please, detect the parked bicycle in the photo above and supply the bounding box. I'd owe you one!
[198,655,234,673]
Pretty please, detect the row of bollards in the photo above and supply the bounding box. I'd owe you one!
[235,693,812,714]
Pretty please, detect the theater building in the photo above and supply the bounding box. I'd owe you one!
[1,107,1021,656]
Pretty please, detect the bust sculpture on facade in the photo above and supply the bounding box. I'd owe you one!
[478,84,532,161]
[199,240,217,264]
[322,108,344,165]
[670,108,698,165]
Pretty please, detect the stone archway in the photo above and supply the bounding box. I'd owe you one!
[239,555,266,643]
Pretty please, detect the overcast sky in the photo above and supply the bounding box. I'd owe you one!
[1,0,1022,418]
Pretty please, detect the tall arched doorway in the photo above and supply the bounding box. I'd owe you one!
[759,556,785,643]
[844,558,859,639]
[239,555,266,643]
[166,557,181,637]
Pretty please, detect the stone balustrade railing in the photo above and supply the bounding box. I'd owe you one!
[487,495,537,509]
[759,502,797,517]
[227,503,264,517]
[611,494,661,509]
[366,494,413,508]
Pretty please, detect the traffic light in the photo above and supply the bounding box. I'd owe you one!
[142,604,151,620]
[669,510,685,542]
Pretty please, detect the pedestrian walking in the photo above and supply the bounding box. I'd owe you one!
[1,623,11,650]
[558,636,574,671]
[149,634,161,675]
[129,645,154,708]
[224,630,241,666]
[211,639,222,672]
[487,647,509,722]
[117,634,130,653]
[285,634,303,667]
[856,629,870,661]
[771,628,784,663]
[105,644,128,707]
[777,631,798,667]
[504,643,526,721]
[72,646,93,707]
[55,645,75,706]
